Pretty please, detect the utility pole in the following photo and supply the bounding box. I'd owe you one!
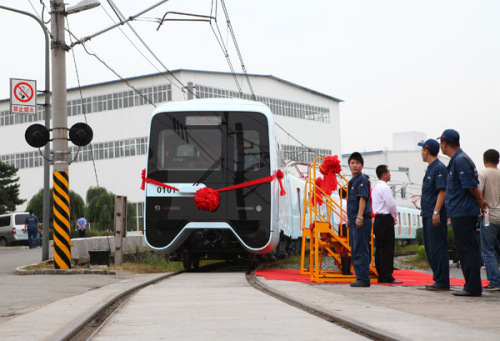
[51,0,71,269]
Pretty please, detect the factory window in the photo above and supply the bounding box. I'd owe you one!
[280,144,331,163]
[195,84,330,123]
[0,137,148,170]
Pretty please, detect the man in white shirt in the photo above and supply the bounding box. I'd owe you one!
[372,165,401,283]
[479,149,500,291]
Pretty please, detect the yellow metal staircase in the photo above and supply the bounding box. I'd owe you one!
[299,157,378,283]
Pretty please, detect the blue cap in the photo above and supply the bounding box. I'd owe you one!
[418,139,440,154]
[438,129,460,144]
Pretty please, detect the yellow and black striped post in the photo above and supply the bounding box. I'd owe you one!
[53,170,71,269]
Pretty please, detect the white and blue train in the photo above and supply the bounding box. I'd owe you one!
[142,99,421,268]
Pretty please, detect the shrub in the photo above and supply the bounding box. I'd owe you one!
[416,245,427,261]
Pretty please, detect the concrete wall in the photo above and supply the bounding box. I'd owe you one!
[49,235,152,265]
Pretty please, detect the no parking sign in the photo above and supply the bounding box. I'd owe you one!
[10,78,37,114]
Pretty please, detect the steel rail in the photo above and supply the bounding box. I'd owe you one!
[246,269,404,341]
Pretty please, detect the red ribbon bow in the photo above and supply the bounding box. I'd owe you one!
[194,170,286,212]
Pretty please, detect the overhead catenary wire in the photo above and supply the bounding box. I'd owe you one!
[219,0,255,100]
[209,0,243,95]
[69,1,323,166]
[66,18,100,188]
[105,0,197,100]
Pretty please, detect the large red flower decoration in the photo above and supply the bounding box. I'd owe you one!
[194,187,221,212]
[319,155,341,195]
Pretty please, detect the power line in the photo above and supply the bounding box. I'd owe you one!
[66,19,100,188]
[105,0,197,100]
[219,0,256,100]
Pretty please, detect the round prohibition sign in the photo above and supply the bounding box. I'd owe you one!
[14,82,34,103]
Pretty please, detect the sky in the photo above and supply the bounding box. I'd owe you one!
[1,0,499,168]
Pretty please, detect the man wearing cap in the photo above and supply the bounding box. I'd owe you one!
[439,129,489,297]
[347,152,372,287]
[418,138,450,291]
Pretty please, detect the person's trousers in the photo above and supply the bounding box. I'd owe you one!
[480,222,500,288]
[423,214,450,287]
[349,218,372,283]
[27,228,39,248]
[374,214,395,282]
[451,216,482,294]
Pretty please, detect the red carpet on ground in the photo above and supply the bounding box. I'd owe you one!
[254,269,489,286]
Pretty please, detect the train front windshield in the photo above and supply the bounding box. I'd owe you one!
[146,111,272,249]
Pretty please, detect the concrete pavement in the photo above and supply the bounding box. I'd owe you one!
[0,264,499,340]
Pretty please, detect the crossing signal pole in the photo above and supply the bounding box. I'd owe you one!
[50,0,72,269]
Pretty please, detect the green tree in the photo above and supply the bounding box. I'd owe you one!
[86,187,115,231]
[127,201,137,231]
[85,187,137,232]
[26,189,85,228]
[0,161,25,214]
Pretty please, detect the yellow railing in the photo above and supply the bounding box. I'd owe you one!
[299,157,378,283]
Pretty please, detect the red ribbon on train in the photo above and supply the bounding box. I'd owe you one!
[141,169,179,192]
[141,169,286,212]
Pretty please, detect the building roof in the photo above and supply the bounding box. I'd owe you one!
[1,69,343,103]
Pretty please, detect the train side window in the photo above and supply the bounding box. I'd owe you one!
[412,214,416,226]
[403,213,407,225]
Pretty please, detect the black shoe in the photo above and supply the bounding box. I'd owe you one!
[425,283,450,291]
[452,290,481,297]
[378,279,402,284]
[350,280,370,287]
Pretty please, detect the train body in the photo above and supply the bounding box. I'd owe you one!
[143,99,422,265]
[143,99,286,263]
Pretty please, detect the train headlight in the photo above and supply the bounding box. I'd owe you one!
[155,205,161,212]
[256,205,262,212]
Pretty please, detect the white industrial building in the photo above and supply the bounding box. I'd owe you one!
[0,69,343,226]
[342,131,450,208]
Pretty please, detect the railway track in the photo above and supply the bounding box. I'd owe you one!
[62,262,402,341]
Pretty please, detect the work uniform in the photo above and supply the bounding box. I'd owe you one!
[445,149,482,295]
[347,173,372,284]
[421,159,450,288]
[24,214,40,249]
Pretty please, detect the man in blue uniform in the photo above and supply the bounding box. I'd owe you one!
[418,138,450,291]
[24,210,40,249]
[347,152,372,287]
[439,129,488,297]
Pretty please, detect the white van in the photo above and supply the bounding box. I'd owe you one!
[0,212,30,246]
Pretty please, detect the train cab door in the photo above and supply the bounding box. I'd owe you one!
[225,111,272,249]
[145,111,228,248]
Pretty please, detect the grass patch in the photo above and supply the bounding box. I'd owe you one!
[23,252,224,273]
[111,252,184,273]
[267,255,302,269]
